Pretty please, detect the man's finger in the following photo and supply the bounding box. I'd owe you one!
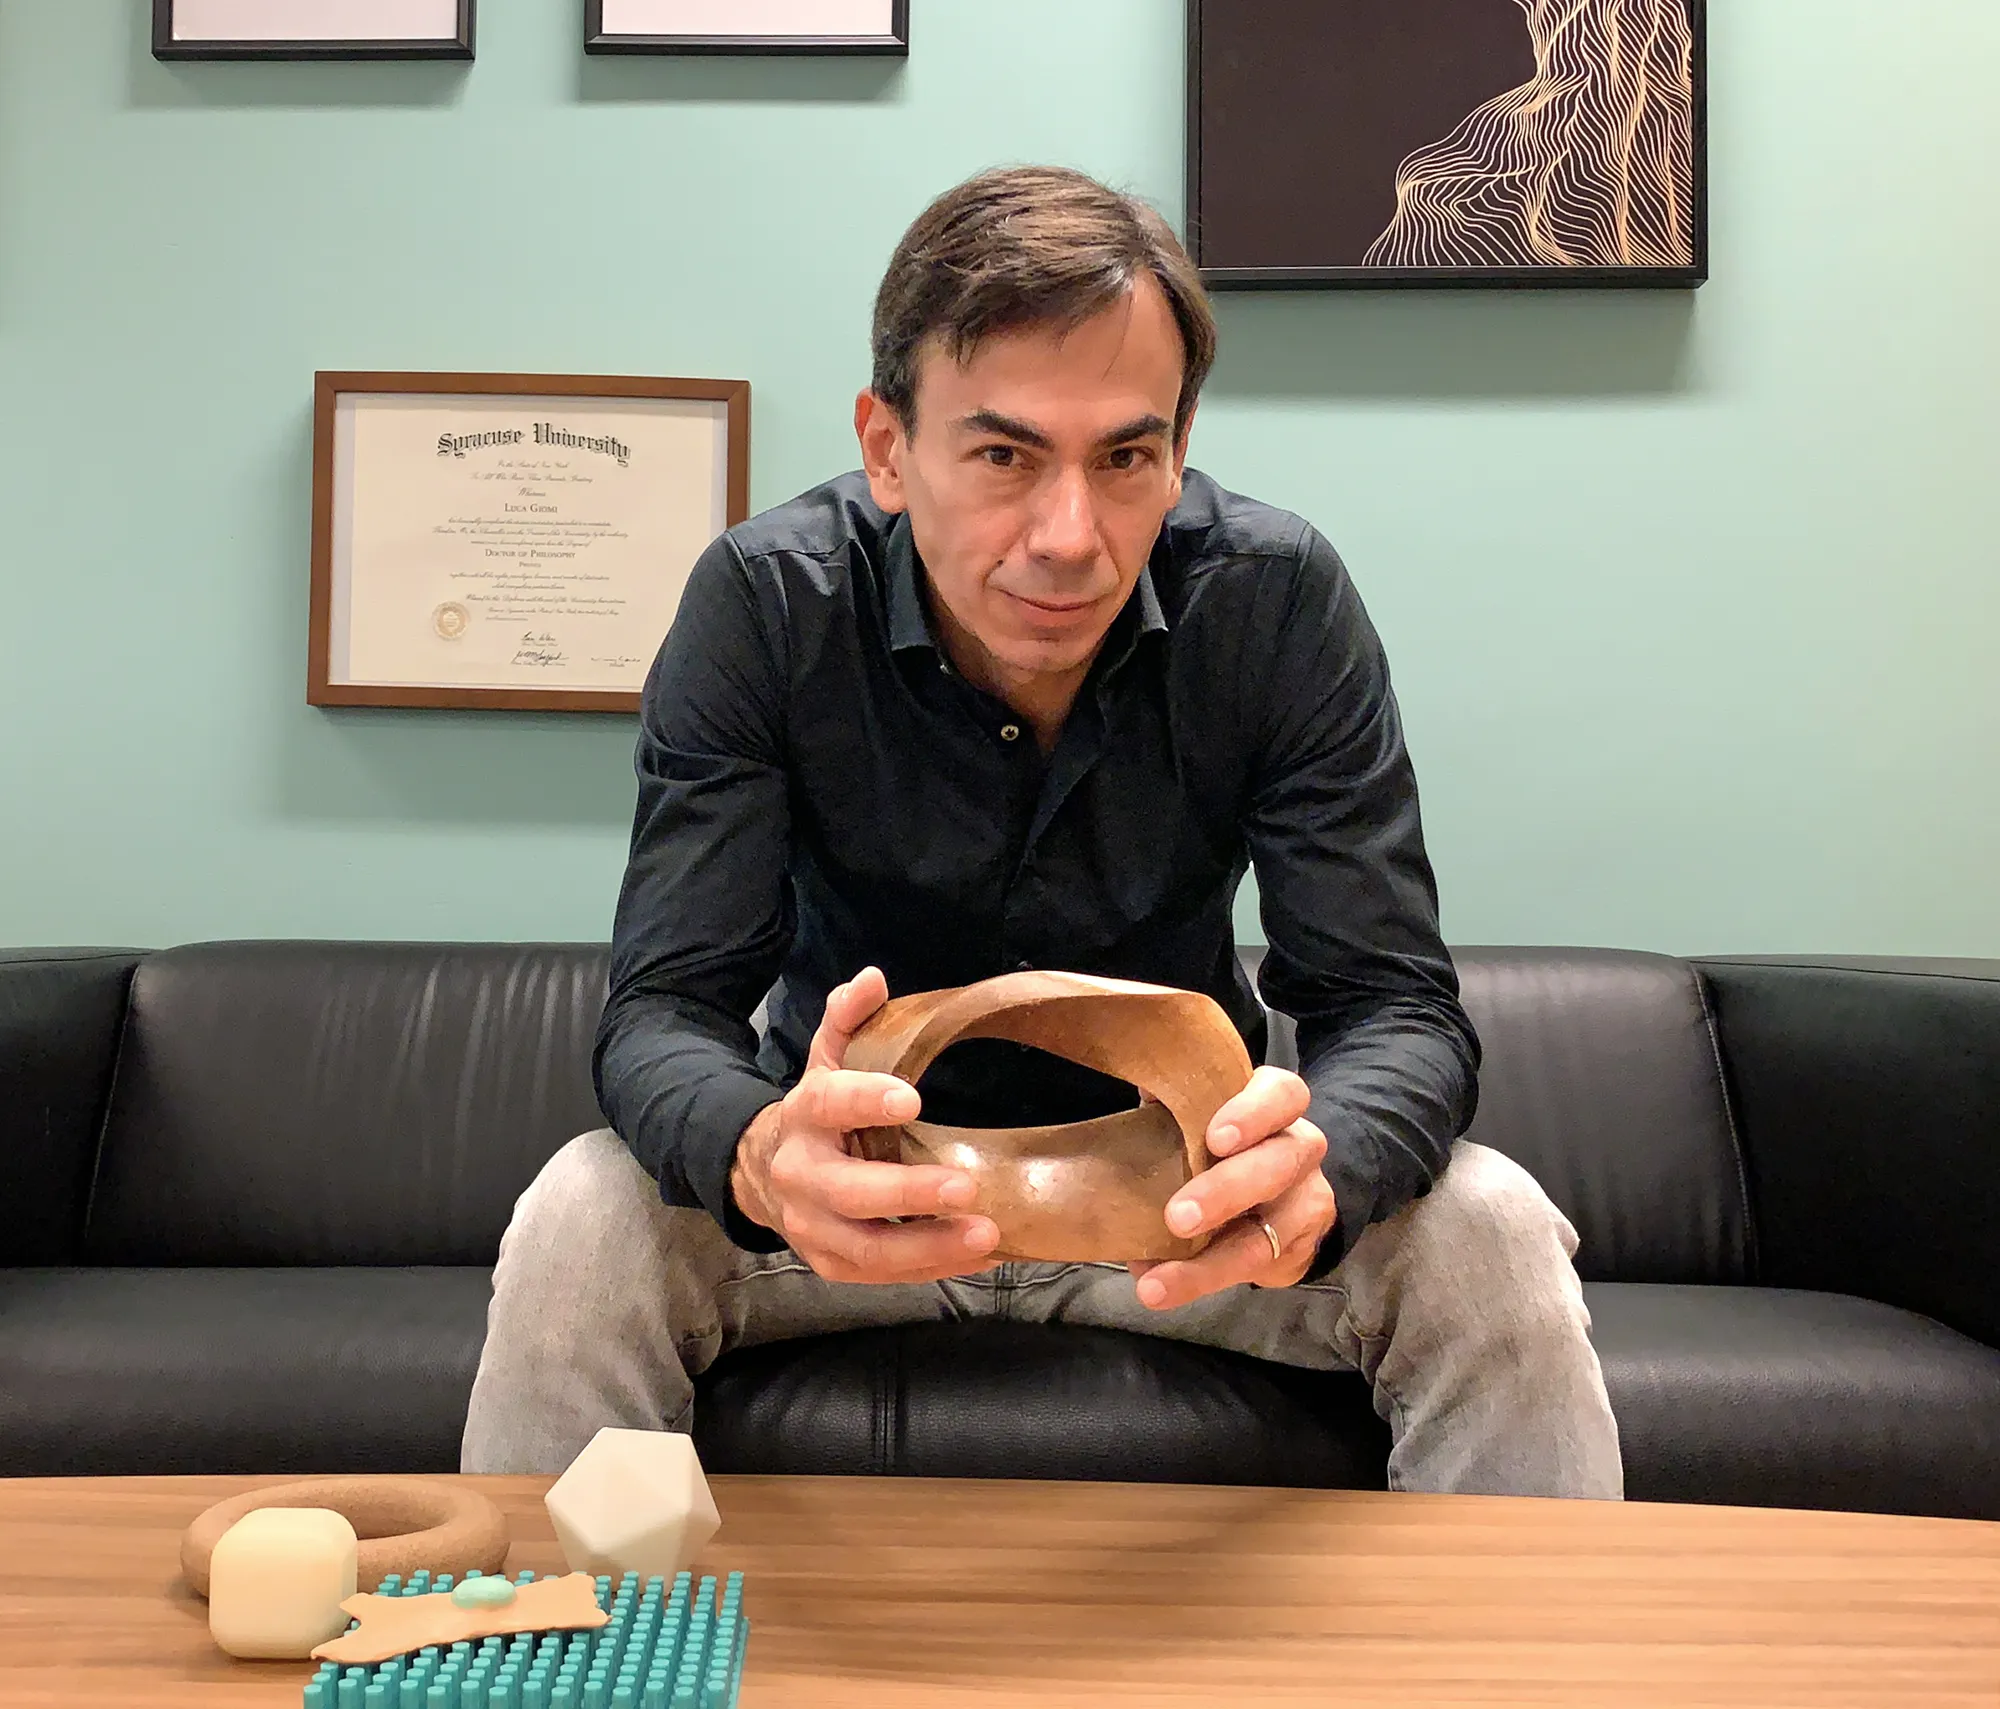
[1136,1227,1272,1309]
[781,1201,1000,1283]
[810,1151,980,1221]
[806,967,891,1072]
[1205,1066,1312,1156]
[1138,1195,1322,1310]
[1163,1123,1324,1238]
[795,1066,921,1133]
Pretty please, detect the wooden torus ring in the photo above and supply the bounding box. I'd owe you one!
[181,1477,510,1597]
[844,970,1255,1265]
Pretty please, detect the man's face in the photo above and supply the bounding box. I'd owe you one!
[857,275,1191,696]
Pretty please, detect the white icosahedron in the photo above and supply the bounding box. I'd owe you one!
[545,1428,721,1580]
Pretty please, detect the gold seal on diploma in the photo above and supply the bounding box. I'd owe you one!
[432,601,470,641]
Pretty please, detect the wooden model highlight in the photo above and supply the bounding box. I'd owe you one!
[845,971,1255,1262]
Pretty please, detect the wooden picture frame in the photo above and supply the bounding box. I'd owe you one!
[153,0,476,60]
[585,0,909,56]
[1185,0,1707,290]
[309,372,751,714]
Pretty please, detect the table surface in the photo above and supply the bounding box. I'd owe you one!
[1,1474,1997,1707]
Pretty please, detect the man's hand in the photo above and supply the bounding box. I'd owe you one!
[1129,1066,1336,1310]
[730,967,1001,1284]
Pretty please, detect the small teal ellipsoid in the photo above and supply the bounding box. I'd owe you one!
[453,1575,520,1611]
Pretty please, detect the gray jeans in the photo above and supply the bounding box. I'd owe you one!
[462,1130,1622,1498]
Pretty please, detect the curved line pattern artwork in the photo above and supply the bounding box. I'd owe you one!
[1365,0,1696,270]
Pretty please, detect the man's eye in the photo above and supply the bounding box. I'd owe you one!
[1105,447,1150,472]
[981,445,1017,468]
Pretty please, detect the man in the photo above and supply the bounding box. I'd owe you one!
[462,165,1622,1498]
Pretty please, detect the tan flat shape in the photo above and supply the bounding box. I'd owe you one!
[845,970,1254,1262]
[311,1572,609,1666]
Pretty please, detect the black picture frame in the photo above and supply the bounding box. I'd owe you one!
[585,0,908,56]
[152,0,475,61]
[1185,0,1707,291]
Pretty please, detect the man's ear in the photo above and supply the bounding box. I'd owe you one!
[854,390,910,515]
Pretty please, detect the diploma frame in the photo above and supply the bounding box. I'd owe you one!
[308,371,751,713]
[584,0,909,56]
[152,0,476,60]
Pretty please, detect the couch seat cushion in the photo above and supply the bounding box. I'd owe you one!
[1588,1282,2000,1519]
[0,1267,492,1476]
[696,1290,2000,1520]
[693,1320,1389,1487]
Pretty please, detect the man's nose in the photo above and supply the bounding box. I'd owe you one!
[1025,465,1099,565]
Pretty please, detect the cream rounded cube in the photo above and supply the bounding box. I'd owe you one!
[545,1428,720,1580]
[208,1506,358,1659]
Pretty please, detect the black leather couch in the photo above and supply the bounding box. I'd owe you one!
[4,942,1997,1519]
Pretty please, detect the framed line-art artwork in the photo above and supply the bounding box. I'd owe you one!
[153,0,475,59]
[1186,0,1707,289]
[585,0,909,56]
[309,373,751,713]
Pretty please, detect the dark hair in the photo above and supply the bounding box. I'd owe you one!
[871,165,1218,442]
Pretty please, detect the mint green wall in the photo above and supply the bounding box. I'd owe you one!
[2,2,1994,953]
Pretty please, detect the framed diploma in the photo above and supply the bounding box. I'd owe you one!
[153,0,476,60]
[309,372,750,713]
[585,0,909,56]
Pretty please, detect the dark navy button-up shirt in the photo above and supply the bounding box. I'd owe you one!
[595,468,1480,1275]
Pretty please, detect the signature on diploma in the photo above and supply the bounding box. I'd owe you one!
[512,631,566,668]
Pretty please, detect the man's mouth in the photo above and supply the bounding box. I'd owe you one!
[1005,591,1099,624]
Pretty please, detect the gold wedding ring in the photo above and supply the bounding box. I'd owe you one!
[1258,1218,1283,1263]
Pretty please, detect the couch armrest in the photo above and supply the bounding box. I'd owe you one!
[0,949,144,1264]
[1696,958,2000,1349]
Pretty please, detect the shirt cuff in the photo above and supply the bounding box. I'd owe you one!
[679,1070,788,1254]
[1299,1115,1384,1281]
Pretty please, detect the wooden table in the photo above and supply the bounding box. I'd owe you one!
[2,1475,1998,1707]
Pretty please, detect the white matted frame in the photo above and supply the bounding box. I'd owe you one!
[153,0,475,61]
[586,0,908,56]
[309,372,751,713]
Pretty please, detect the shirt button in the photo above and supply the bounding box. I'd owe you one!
[1000,723,1021,742]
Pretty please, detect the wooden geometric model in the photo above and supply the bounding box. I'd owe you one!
[845,970,1254,1262]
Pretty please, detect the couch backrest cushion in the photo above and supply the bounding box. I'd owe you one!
[1449,948,1752,1283]
[1698,957,2000,1349]
[83,942,609,1265]
[0,950,142,1265]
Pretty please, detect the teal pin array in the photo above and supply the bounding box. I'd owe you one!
[302,1568,749,1709]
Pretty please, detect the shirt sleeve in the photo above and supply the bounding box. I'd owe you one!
[592,532,794,1251]
[1242,526,1482,1276]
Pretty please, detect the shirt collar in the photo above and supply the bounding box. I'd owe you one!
[886,513,1170,665]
